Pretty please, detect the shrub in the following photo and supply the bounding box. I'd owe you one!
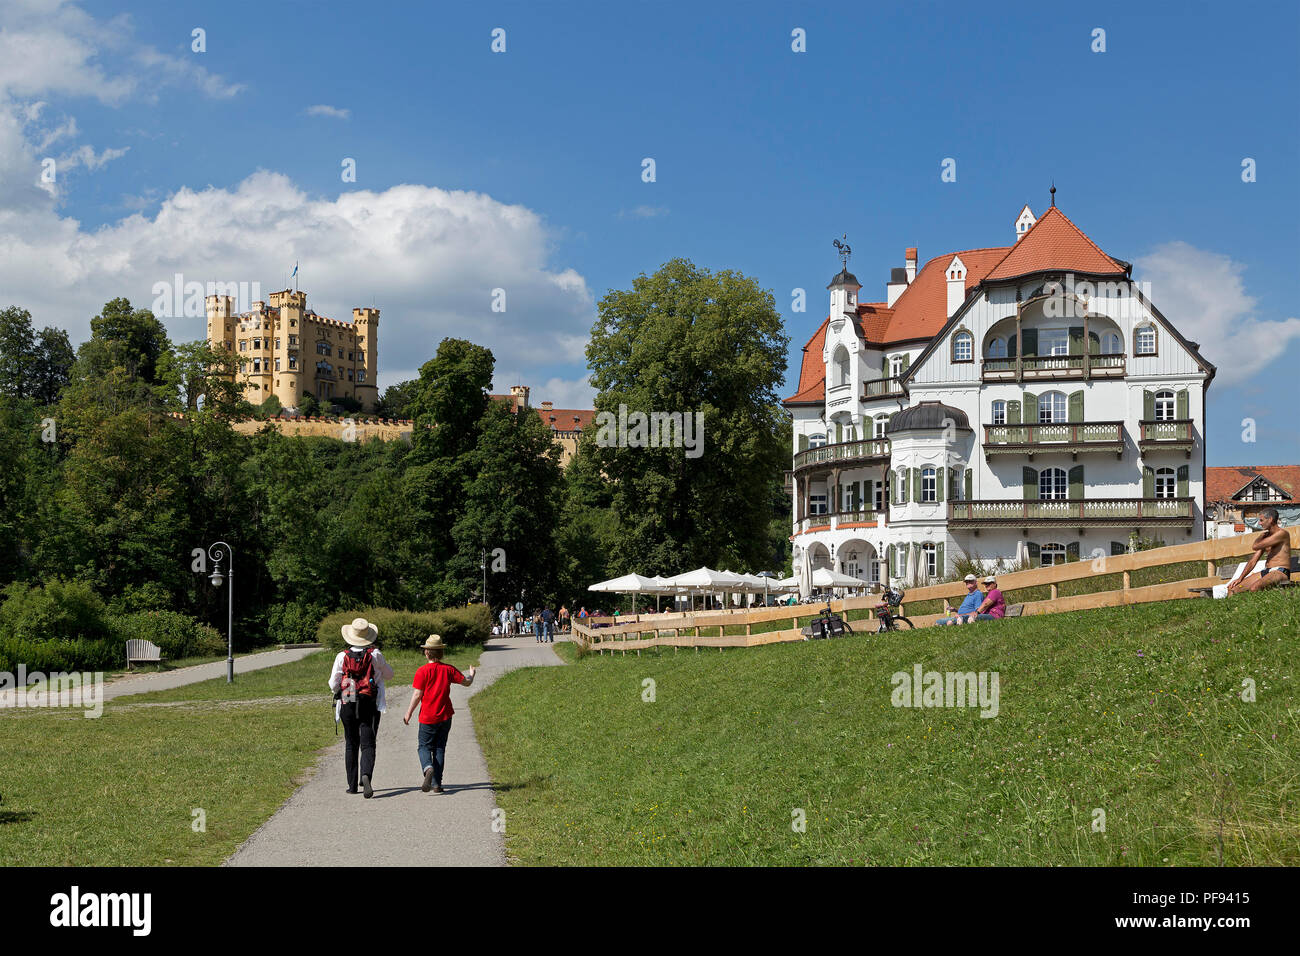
[318,605,492,652]
[0,579,113,644]
[269,602,328,645]
[111,610,226,660]
[0,635,119,674]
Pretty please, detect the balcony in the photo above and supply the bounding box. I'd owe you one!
[794,509,884,535]
[1138,419,1194,457]
[861,376,905,401]
[947,497,1194,529]
[793,437,890,473]
[982,421,1124,459]
[981,354,1126,383]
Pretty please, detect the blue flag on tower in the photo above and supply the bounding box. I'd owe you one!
[291,262,298,279]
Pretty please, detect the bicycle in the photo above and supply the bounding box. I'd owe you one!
[874,586,914,632]
[803,599,854,639]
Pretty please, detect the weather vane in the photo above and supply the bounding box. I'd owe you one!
[833,234,851,269]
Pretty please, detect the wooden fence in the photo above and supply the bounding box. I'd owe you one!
[571,526,1299,655]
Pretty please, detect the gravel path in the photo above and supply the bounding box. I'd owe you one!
[225,633,565,867]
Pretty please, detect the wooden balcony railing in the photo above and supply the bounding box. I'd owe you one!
[862,376,905,400]
[794,509,883,534]
[982,421,1125,458]
[948,497,1194,527]
[793,437,890,471]
[1138,419,1194,455]
[981,354,1126,382]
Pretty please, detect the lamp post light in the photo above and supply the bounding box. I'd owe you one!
[479,549,488,609]
[206,541,235,683]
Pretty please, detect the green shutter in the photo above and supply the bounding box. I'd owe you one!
[1068,326,1084,355]
[1087,331,1100,355]
[1023,466,1038,500]
[851,482,861,511]
[887,544,895,577]
[936,467,945,502]
[1021,328,1038,356]
[1023,391,1038,423]
[936,542,945,578]
[1066,541,1081,562]
[1143,390,1155,421]
[1111,541,1127,556]
[900,353,911,374]
[964,468,973,501]
[911,467,921,502]
[1177,464,1189,498]
[1068,465,1084,500]
[798,434,809,451]
[1142,466,1154,499]
[1027,541,1040,564]
[1007,400,1021,425]
[1176,388,1189,420]
[1068,390,1083,423]
[835,421,842,444]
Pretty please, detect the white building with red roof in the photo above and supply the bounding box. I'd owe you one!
[784,196,1215,593]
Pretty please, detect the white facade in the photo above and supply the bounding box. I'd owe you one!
[786,206,1213,594]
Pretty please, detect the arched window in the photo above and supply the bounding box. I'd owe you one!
[921,467,937,502]
[1040,543,1067,567]
[1039,467,1067,499]
[986,337,1007,359]
[992,400,1007,425]
[873,415,889,438]
[952,331,973,362]
[1038,390,1067,423]
[1135,324,1157,355]
[833,345,851,387]
[1101,331,1122,354]
[808,432,827,449]
[1155,467,1176,499]
[1155,390,1175,421]
[889,354,904,378]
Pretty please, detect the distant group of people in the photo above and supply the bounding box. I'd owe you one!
[328,618,475,798]
[936,573,1006,625]
[495,604,571,642]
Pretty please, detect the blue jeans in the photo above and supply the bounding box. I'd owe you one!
[417,719,452,785]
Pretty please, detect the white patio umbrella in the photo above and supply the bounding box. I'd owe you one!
[811,567,866,591]
[588,573,660,616]
[661,567,744,612]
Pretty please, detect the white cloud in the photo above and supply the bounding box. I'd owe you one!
[1135,241,1300,387]
[305,104,350,120]
[618,205,668,219]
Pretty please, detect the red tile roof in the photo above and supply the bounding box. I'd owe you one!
[1206,466,1300,503]
[877,247,1009,342]
[785,317,830,403]
[490,393,595,431]
[984,205,1126,281]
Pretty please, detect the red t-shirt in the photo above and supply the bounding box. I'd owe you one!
[412,661,466,725]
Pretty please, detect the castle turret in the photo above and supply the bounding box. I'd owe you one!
[205,294,235,351]
[352,306,380,413]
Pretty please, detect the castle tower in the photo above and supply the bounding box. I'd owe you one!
[269,290,306,409]
[205,294,235,351]
[352,306,380,413]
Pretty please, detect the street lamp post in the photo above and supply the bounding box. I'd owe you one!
[479,549,488,609]
[206,541,235,683]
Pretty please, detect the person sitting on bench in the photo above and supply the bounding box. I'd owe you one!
[1226,507,1292,595]
[970,575,1007,621]
[937,574,985,625]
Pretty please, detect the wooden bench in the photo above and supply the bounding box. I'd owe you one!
[125,639,163,670]
[1005,603,1025,618]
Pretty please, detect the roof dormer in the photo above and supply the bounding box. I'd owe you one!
[1014,204,1036,241]
[945,255,968,317]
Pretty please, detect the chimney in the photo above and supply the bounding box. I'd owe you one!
[905,248,917,283]
[541,400,553,411]
[945,255,968,317]
[886,268,908,307]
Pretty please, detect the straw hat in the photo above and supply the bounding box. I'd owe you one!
[420,634,447,651]
[341,617,378,647]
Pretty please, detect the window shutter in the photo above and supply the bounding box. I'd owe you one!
[1068,390,1084,423]
[1177,464,1189,498]
[1007,400,1021,425]
[882,356,888,378]
[911,467,921,502]
[1023,391,1038,423]
[1142,466,1154,499]
[900,354,911,373]
[1021,328,1038,356]
[1068,326,1084,356]
[1087,331,1100,355]
[1111,541,1127,556]
[936,542,945,578]
[1143,390,1155,421]
[936,467,945,502]
[1067,541,1081,562]
[1068,465,1084,500]
[964,468,973,500]
[798,434,808,451]
[1023,466,1038,500]
[1176,388,1189,420]
[887,544,895,577]
[851,482,861,511]
[1027,541,1040,563]
[835,421,842,444]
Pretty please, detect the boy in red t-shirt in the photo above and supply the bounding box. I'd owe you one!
[403,634,476,793]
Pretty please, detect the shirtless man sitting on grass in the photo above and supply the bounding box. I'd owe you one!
[1226,507,1292,594]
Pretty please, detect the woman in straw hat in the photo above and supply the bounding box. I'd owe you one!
[403,635,476,794]
[329,617,395,798]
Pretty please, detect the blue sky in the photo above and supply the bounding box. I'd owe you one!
[2,0,1297,463]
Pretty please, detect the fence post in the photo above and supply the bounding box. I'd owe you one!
[1049,584,1058,600]
[1122,570,1131,590]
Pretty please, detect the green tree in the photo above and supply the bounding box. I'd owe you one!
[30,326,74,407]
[375,379,418,419]
[585,258,789,573]
[0,306,36,399]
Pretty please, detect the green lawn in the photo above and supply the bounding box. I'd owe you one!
[473,591,1300,865]
[0,644,479,866]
